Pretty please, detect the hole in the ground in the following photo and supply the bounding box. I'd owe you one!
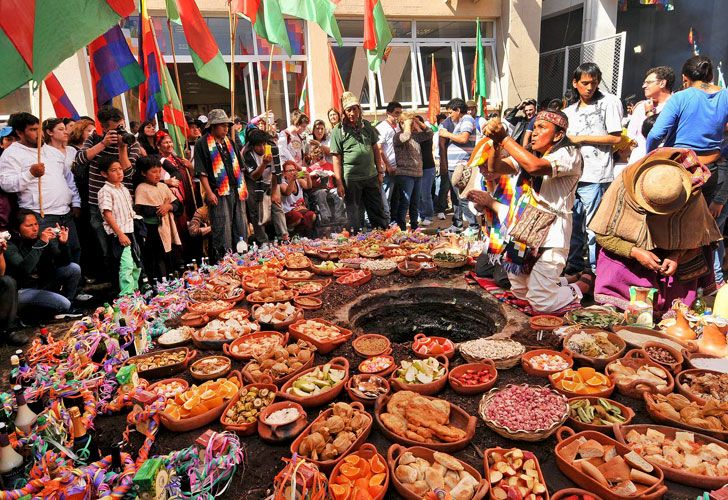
[347,285,506,343]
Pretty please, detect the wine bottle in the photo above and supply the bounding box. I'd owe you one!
[9,356,19,386]
[12,385,36,434]
[69,406,100,465]
[0,423,25,490]
[110,442,123,472]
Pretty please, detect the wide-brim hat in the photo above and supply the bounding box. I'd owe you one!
[624,157,692,215]
[206,109,232,126]
[341,91,360,111]
[451,161,473,193]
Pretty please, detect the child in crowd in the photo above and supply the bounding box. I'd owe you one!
[279,160,316,237]
[134,157,181,281]
[98,157,142,296]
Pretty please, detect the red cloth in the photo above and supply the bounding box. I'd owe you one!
[285,209,316,236]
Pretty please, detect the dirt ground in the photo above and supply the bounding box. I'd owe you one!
[1,267,704,499]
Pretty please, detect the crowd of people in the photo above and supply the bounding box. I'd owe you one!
[0,54,727,343]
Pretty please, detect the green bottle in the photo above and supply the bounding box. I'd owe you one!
[693,287,706,315]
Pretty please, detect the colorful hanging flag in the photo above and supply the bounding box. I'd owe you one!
[161,63,188,155]
[427,55,440,125]
[474,19,488,117]
[297,74,309,115]
[88,25,145,108]
[329,44,345,112]
[0,0,136,99]
[363,0,392,71]
[175,0,229,88]
[44,72,80,120]
[165,0,180,24]
[139,0,166,120]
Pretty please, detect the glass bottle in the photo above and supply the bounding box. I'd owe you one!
[69,406,101,465]
[0,423,24,490]
[12,385,36,434]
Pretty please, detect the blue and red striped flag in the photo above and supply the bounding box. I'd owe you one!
[139,1,166,120]
[44,72,79,120]
[88,25,145,108]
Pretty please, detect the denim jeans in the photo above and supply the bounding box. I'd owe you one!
[713,207,728,284]
[381,173,396,224]
[418,168,435,221]
[18,262,81,313]
[567,181,609,274]
[35,211,81,264]
[448,170,476,227]
[394,175,422,231]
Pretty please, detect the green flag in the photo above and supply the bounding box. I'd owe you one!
[279,0,343,48]
[474,19,487,116]
[165,0,180,24]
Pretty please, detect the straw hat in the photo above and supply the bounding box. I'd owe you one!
[625,157,692,215]
[341,92,360,111]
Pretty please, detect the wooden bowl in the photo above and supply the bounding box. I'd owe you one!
[358,355,397,378]
[388,444,488,500]
[389,355,450,396]
[179,312,209,328]
[565,396,635,434]
[242,349,315,387]
[521,349,574,378]
[329,443,389,500]
[250,304,303,331]
[190,355,232,381]
[223,331,288,361]
[345,374,390,407]
[294,296,323,310]
[551,489,604,500]
[278,357,350,408]
[289,401,372,473]
[530,314,565,331]
[336,269,372,286]
[554,426,667,500]
[352,333,392,358]
[219,381,277,436]
[374,393,477,452]
[288,318,353,354]
[613,423,728,489]
[643,392,728,441]
[257,401,308,443]
[483,447,547,500]
[448,361,498,395]
[411,333,456,360]
[124,347,196,380]
[642,341,684,374]
[605,349,674,399]
[563,329,627,370]
[676,368,726,403]
[397,260,422,277]
[146,378,189,401]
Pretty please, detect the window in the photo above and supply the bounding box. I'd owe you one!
[0,86,30,117]
[418,44,455,105]
[332,46,372,106]
[376,46,415,105]
[459,45,501,104]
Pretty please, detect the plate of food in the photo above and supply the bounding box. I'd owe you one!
[246,288,299,304]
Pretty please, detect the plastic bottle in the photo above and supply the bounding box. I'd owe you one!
[236,237,248,254]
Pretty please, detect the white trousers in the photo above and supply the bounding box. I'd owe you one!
[508,247,582,313]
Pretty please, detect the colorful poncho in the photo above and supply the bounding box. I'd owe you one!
[206,135,248,200]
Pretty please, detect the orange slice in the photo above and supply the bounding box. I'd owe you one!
[586,375,605,387]
[343,455,362,465]
[200,389,216,400]
[340,464,361,479]
[330,482,350,500]
[165,404,181,420]
[203,396,224,410]
[183,394,201,411]
[369,473,386,487]
[352,485,373,500]
[369,455,386,475]
[368,484,385,498]
[354,478,370,491]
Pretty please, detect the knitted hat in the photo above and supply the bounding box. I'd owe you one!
[341,92,360,111]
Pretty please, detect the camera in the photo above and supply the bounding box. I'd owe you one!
[105,125,136,146]
[51,227,62,235]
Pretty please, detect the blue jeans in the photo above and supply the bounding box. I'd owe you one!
[18,262,81,313]
[448,170,476,227]
[35,211,81,264]
[381,173,396,224]
[418,168,435,220]
[713,207,728,284]
[568,182,609,273]
[394,175,422,231]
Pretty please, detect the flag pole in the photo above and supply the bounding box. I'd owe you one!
[228,1,237,139]
[151,18,183,157]
[265,46,275,129]
[37,81,44,218]
[167,19,185,112]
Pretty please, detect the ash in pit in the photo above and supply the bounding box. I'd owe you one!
[347,285,505,343]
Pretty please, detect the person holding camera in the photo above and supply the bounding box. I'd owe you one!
[4,210,82,321]
[74,106,141,277]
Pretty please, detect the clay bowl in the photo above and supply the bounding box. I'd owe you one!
[279,270,316,282]
[157,327,194,348]
[551,489,604,500]
[257,401,308,443]
[643,392,728,441]
[189,355,232,381]
[289,401,372,473]
[246,289,299,305]
[284,256,312,270]
[358,355,397,378]
[218,289,246,305]
[317,248,340,260]
[530,314,565,331]
[288,318,353,354]
[614,423,728,489]
[612,324,698,352]
[223,331,288,361]
[278,357,350,408]
[676,368,725,403]
[411,333,456,360]
[336,270,372,287]
[562,329,627,370]
[345,374,390,407]
[683,350,728,373]
[408,252,432,263]
[241,277,284,294]
[242,349,315,387]
[565,396,635,434]
[283,279,331,297]
[641,341,684,374]
[374,393,476,452]
[329,443,389,500]
[179,312,209,328]
[554,426,667,500]
[397,260,422,277]
[294,296,323,310]
[159,372,242,433]
[483,447,547,500]
[521,349,574,378]
[352,333,392,358]
[251,304,303,331]
[146,378,189,401]
[333,266,355,277]
[124,347,196,380]
[548,370,615,399]
[218,308,251,321]
[191,325,254,351]
[219,380,277,436]
[388,444,488,500]
[448,361,498,395]
[186,301,234,318]
[605,349,674,399]
[420,262,437,272]
[389,355,450,396]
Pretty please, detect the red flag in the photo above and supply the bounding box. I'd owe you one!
[44,72,80,120]
[233,0,260,23]
[427,56,440,125]
[328,44,344,111]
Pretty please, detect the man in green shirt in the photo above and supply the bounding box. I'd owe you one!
[330,92,388,232]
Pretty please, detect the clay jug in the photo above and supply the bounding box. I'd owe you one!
[666,310,696,341]
[698,323,728,357]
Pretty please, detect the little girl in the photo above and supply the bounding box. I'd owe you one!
[134,156,181,280]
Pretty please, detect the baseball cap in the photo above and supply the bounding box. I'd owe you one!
[0,127,13,138]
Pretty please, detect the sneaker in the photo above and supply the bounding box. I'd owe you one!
[54,309,83,320]
[420,219,432,226]
[75,293,94,302]
[444,224,462,233]
[437,212,446,220]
